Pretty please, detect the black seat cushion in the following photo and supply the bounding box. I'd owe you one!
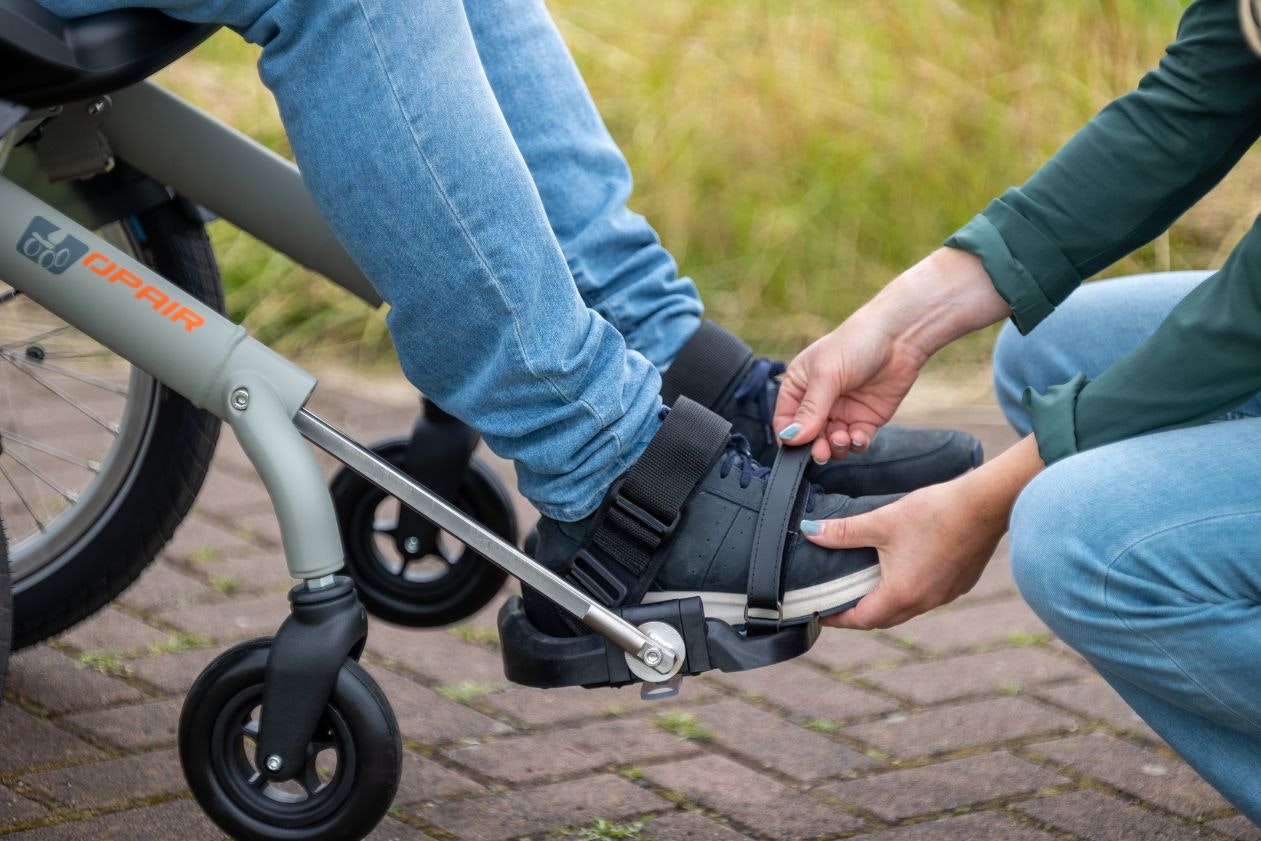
[0,0,217,108]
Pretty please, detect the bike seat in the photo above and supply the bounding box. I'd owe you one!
[0,0,217,109]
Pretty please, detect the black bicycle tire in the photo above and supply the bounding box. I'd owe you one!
[10,201,223,648]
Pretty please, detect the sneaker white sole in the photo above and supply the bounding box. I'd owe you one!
[640,564,881,625]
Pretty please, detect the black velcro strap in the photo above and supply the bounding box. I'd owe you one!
[571,397,732,607]
[744,444,812,633]
[660,320,754,409]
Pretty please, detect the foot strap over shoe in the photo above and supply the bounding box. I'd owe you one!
[745,443,812,633]
[660,320,754,411]
[569,396,731,608]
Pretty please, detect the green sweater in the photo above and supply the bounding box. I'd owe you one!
[946,0,1261,464]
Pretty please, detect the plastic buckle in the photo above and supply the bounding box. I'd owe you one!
[606,494,680,550]
[570,548,630,606]
[743,602,783,634]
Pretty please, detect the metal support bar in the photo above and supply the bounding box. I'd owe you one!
[294,409,679,677]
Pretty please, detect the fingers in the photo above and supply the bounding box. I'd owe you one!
[800,508,887,550]
[775,368,835,447]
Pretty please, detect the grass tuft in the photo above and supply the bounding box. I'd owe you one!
[652,711,714,742]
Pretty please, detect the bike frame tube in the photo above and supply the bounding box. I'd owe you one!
[0,174,677,673]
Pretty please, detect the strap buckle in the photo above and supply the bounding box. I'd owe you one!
[570,547,630,606]
[743,602,783,633]
[605,493,680,550]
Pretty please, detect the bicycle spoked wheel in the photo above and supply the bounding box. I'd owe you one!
[3,205,222,647]
[0,221,158,580]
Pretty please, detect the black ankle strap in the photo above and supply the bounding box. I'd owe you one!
[569,397,731,607]
[744,445,812,633]
[660,320,753,409]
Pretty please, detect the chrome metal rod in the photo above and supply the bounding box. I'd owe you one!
[294,408,677,673]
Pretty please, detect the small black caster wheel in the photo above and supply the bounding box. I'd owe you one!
[330,441,516,627]
[179,638,401,841]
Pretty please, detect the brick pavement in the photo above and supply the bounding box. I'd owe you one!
[1,383,1256,840]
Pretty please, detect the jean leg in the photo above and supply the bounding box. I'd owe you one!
[1010,419,1261,820]
[36,0,663,520]
[992,271,1213,433]
[461,0,703,370]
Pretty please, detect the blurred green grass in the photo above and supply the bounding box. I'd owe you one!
[155,0,1261,372]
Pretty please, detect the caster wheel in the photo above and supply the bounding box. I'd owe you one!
[179,639,401,841]
[330,441,516,627]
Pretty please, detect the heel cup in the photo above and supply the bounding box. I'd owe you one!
[497,595,820,689]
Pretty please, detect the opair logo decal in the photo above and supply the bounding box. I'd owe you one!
[18,217,88,275]
[82,252,205,333]
[16,216,204,333]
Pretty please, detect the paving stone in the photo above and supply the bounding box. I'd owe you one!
[0,706,103,772]
[644,811,754,840]
[819,751,1069,820]
[117,561,224,613]
[842,696,1078,759]
[393,750,482,806]
[416,774,665,841]
[1027,732,1230,818]
[1035,678,1160,742]
[482,683,660,727]
[162,512,265,563]
[706,660,898,723]
[1211,815,1261,840]
[366,666,511,745]
[230,509,283,547]
[888,599,1049,654]
[3,798,220,840]
[62,697,184,751]
[1014,789,1218,840]
[367,622,510,689]
[856,647,1087,704]
[188,547,297,595]
[192,467,275,518]
[366,816,436,840]
[643,755,861,840]
[21,750,185,809]
[850,811,1057,841]
[154,594,289,643]
[0,786,48,824]
[444,717,697,783]
[6,646,145,712]
[802,630,911,673]
[688,699,877,782]
[55,608,171,656]
[127,644,228,694]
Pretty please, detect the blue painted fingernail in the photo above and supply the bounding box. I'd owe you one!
[800,519,821,535]
[778,423,801,440]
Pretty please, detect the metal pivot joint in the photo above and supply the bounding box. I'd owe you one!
[256,576,367,781]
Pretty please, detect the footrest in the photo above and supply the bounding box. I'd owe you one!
[497,595,820,689]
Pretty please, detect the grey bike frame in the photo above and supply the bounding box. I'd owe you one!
[0,87,679,676]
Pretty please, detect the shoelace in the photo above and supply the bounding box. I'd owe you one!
[732,357,786,444]
[718,430,821,514]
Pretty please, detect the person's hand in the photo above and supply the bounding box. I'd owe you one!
[804,435,1044,630]
[774,247,1010,463]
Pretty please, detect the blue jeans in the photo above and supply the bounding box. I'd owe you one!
[994,272,1261,821]
[38,0,704,521]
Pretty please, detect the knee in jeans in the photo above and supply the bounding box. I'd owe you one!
[1010,455,1103,631]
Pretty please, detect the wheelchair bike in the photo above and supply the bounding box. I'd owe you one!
[0,3,829,837]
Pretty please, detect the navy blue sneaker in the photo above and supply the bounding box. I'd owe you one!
[661,321,983,496]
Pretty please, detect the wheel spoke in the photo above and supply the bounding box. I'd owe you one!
[239,718,261,741]
[0,460,46,532]
[0,428,101,472]
[372,517,398,533]
[299,761,324,796]
[247,770,267,789]
[4,351,129,396]
[4,447,79,504]
[3,355,121,434]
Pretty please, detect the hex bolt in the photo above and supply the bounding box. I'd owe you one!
[643,648,662,667]
[86,99,107,116]
[265,754,282,773]
[403,536,420,554]
[230,387,250,411]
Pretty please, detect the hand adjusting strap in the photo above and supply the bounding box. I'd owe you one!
[569,396,731,608]
[660,320,754,409]
[744,444,812,633]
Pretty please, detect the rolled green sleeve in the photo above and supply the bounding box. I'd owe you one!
[949,0,1261,334]
[1025,216,1261,464]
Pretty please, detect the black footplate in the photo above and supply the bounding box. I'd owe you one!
[497,595,820,689]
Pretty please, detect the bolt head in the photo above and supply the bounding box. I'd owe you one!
[265,754,282,772]
[403,536,421,554]
[230,388,250,411]
[643,648,662,667]
[86,99,106,116]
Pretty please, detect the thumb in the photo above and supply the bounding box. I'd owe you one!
[775,376,836,445]
[800,508,887,550]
